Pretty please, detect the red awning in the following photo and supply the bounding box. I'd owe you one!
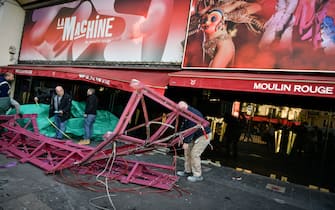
[1,65,171,95]
[169,71,335,98]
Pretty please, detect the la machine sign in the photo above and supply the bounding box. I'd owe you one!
[253,82,334,96]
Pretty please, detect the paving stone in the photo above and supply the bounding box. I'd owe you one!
[0,153,334,210]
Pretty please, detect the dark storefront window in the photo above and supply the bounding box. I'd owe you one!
[166,86,335,192]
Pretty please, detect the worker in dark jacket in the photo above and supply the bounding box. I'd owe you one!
[78,88,98,145]
[176,101,212,182]
[223,112,245,159]
[0,72,14,115]
[34,86,72,139]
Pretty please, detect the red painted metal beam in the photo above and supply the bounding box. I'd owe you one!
[0,79,210,190]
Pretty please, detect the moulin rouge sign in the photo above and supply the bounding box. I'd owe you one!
[253,82,334,96]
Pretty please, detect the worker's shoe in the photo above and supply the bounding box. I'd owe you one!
[78,139,90,145]
[176,171,192,177]
[187,175,203,182]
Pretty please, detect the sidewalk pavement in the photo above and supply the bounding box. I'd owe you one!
[1,151,334,210]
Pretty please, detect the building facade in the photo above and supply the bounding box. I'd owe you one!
[1,0,335,192]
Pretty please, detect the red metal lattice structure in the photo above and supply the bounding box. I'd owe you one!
[0,80,210,190]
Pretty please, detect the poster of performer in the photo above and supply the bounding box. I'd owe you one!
[19,0,190,64]
[182,0,335,72]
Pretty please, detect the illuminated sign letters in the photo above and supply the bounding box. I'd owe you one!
[253,82,334,95]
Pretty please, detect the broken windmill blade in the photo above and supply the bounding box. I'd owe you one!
[79,79,210,164]
[0,114,94,172]
[0,79,210,190]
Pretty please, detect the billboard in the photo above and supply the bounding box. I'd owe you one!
[182,0,335,72]
[19,0,190,64]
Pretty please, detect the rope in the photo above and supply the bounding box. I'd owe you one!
[148,121,175,130]
[93,141,117,210]
[46,117,72,140]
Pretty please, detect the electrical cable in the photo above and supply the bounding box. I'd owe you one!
[92,141,117,210]
[88,195,117,210]
[55,168,106,192]
[148,121,175,129]
[50,118,194,205]
[46,117,72,140]
[53,148,191,204]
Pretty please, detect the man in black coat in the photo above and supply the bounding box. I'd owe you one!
[224,112,245,159]
[34,86,72,139]
[0,72,14,115]
[78,88,98,145]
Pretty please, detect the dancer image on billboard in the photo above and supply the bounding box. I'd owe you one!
[258,0,299,51]
[320,16,335,55]
[183,0,335,72]
[183,0,264,69]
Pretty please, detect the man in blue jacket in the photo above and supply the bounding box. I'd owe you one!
[176,101,212,182]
